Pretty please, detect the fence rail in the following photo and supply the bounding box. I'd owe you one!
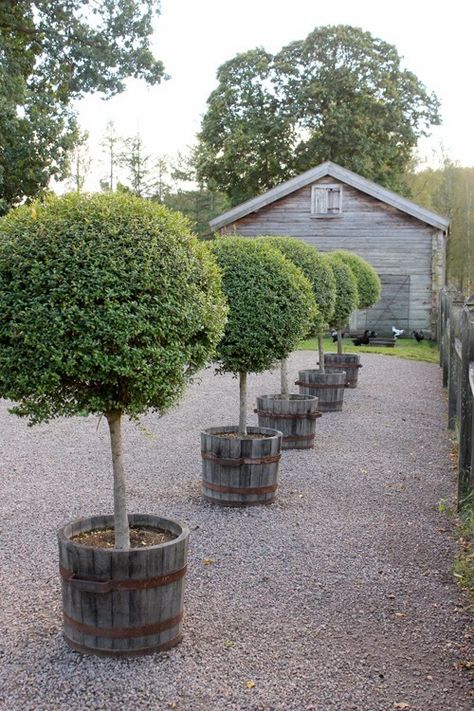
[439,288,474,508]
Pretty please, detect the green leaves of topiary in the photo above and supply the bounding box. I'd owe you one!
[324,253,359,328]
[331,250,381,309]
[258,236,336,336]
[211,238,317,375]
[0,192,228,423]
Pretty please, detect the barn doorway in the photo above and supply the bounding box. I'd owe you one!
[351,274,411,335]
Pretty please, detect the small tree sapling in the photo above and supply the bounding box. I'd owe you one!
[331,250,381,311]
[259,237,336,374]
[324,253,359,355]
[0,193,227,549]
[211,238,316,435]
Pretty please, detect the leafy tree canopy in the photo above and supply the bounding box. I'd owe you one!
[0,1,165,213]
[164,188,230,239]
[407,158,474,294]
[211,238,317,374]
[0,192,227,424]
[324,253,359,327]
[257,236,336,335]
[331,250,381,309]
[196,48,297,207]
[196,25,440,205]
[162,149,231,238]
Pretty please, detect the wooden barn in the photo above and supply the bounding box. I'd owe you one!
[210,161,449,337]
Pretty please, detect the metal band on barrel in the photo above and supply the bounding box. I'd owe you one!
[202,480,278,495]
[254,408,321,420]
[295,380,343,389]
[201,451,281,466]
[60,565,187,593]
[282,433,315,442]
[63,611,183,639]
[325,362,362,369]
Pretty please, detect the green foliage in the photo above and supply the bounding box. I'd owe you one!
[164,189,230,239]
[331,250,381,309]
[163,150,231,238]
[120,134,166,199]
[407,158,474,294]
[211,238,317,374]
[0,193,227,423]
[66,130,91,193]
[0,1,165,212]
[196,47,297,206]
[257,236,336,335]
[324,253,359,327]
[196,25,440,205]
[454,493,474,601]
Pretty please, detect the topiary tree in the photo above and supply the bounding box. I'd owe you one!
[331,250,381,311]
[259,236,336,375]
[211,237,317,434]
[324,253,359,355]
[0,192,227,550]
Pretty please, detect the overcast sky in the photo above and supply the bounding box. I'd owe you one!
[74,0,473,190]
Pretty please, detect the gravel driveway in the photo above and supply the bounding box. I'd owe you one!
[0,351,472,711]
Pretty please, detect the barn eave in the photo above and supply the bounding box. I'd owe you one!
[209,161,450,233]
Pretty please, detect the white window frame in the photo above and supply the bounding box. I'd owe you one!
[311,184,343,218]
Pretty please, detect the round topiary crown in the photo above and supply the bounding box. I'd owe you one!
[258,236,336,336]
[0,192,227,423]
[211,237,317,374]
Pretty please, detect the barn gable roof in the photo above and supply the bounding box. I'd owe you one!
[209,161,449,232]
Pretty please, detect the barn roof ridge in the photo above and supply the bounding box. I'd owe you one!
[209,161,450,232]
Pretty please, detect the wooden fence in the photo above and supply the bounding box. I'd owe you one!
[438,288,474,508]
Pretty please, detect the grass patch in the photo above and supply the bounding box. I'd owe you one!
[298,337,439,364]
[439,437,474,607]
[454,492,474,605]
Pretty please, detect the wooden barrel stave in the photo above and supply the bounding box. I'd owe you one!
[58,514,189,656]
[296,370,346,412]
[323,353,362,388]
[255,394,320,449]
[201,426,281,506]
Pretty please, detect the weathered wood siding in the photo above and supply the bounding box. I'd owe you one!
[221,176,445,334]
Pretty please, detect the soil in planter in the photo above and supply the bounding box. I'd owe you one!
[214,431,272,440]
[72,526,177,549]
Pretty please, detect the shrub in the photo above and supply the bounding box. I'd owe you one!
[211,237,317,432]
[324,253,359,354]
[331,250,381,309]
[258,236,336,335]
[0,192,228,547]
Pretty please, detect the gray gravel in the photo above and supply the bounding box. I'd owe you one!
[0,351,472,711]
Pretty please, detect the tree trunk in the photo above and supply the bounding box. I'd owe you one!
[280,358,289,397]
[337,329,343,355]
[239,371,248,437]
[318,335,325,373]
[105,410,130,550]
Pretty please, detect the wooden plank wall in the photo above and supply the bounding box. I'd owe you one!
[222,177,442,334]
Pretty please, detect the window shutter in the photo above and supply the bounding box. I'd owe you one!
[327,186,342,213]
[311,184,342,216]
[312,187,328,214]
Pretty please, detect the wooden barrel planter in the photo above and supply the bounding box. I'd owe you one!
[58,513,189,657]
[254,394,321,450]
[201,426,282,506]
[323,353,362,388]
[295,370,346,412]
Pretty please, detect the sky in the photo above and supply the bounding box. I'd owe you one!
[73,0,474,191]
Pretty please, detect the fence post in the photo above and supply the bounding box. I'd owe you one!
[458,297,474,508]
[439,289,449,386]
[439,288,445,365]
[448,298,464,430]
